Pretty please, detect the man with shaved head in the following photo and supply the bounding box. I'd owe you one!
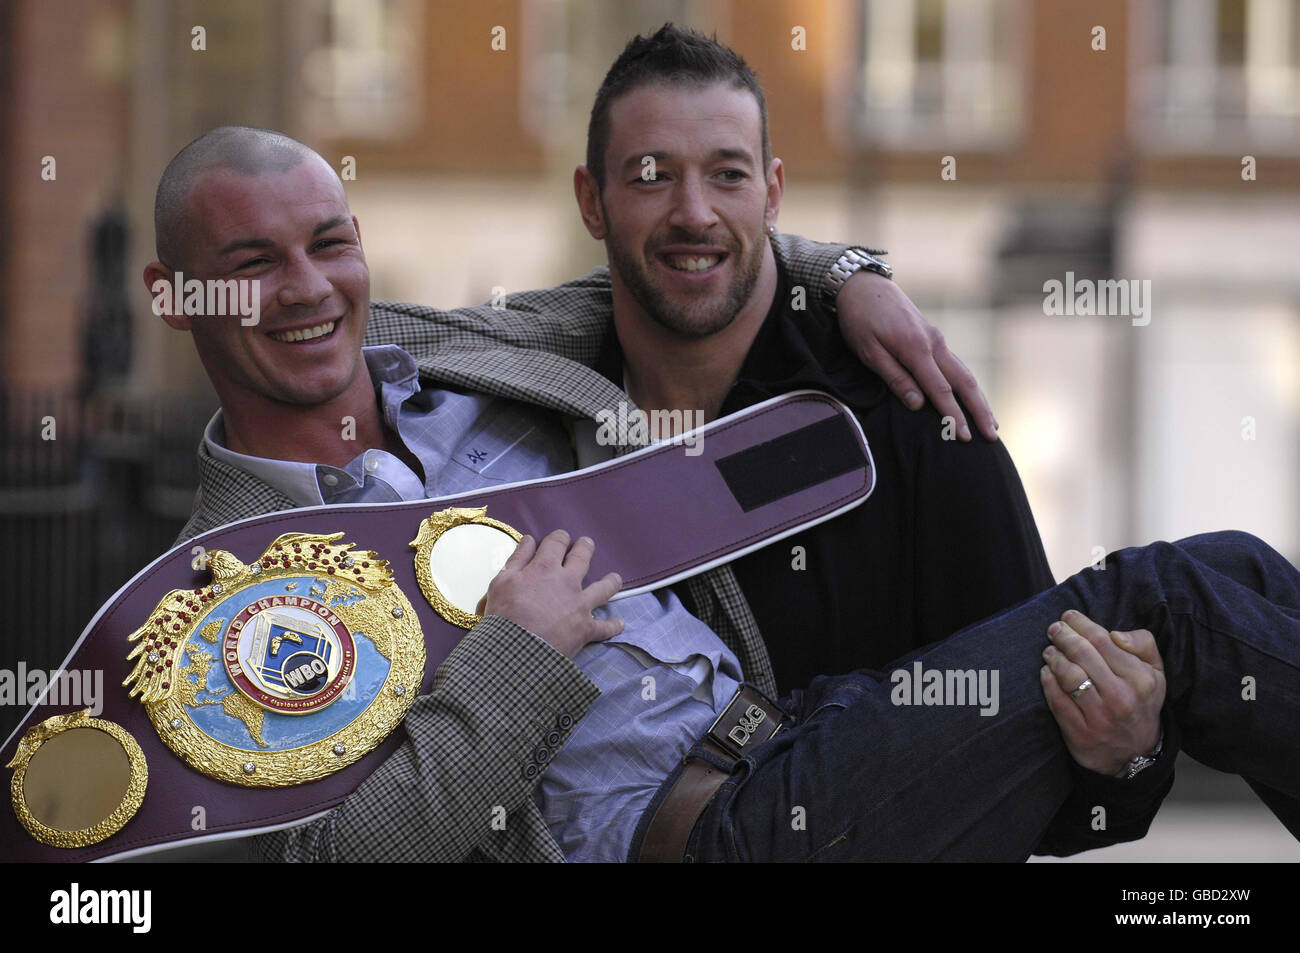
[153,125,312,270]
[147,128,386,458]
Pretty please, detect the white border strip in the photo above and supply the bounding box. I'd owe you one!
[95,809,334,862]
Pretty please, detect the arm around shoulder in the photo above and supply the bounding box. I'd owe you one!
[365,267,613,368]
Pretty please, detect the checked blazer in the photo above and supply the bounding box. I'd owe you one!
[172,234,853,862]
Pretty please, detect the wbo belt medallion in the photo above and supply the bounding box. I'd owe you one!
[123,532,424,787]
[224,598,355,715]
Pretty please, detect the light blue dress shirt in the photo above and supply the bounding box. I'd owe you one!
[203,344,743,862]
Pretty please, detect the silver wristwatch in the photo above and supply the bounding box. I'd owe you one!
[1114,730,1164,781]
[823,247,893,306]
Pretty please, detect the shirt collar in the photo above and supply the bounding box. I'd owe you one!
[202,344,422,507]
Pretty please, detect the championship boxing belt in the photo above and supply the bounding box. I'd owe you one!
[1,391,874,861]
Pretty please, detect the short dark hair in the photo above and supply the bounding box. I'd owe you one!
[585,23,770,190]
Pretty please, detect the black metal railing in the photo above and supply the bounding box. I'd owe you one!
[0,385,212,741]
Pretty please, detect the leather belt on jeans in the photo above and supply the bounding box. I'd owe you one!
[638,685,786,862]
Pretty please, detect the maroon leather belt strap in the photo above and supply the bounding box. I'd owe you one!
[637,685,786,863]
[2,391,872,861]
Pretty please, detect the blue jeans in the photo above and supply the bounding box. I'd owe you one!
[640,531,1300,861]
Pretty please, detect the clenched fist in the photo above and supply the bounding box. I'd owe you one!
[1039,609,1165,777]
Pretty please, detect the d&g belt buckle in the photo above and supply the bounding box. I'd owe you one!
[705,685,786,763]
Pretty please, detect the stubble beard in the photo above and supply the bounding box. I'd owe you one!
[604,206,767,341]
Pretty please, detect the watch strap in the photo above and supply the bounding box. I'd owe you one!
[1115,729,1165,781]
[823,247,893,308]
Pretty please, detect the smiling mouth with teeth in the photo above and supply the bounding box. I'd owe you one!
[268,320,337,343]
[665,254,722,273]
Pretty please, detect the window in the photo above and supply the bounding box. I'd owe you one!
[298,0,421,140]
[857,0,1024,148]
[1133,0,1300,151]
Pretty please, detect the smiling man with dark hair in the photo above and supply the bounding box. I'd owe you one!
[572,23,1056,692]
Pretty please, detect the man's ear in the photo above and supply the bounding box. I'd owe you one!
[574,165,607,240]
[765,157,785,232]
[144,261,191,330]
[352,214,363,249]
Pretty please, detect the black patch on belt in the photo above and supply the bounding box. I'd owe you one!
[715,414,864,513]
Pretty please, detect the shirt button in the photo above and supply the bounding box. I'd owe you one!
[365,458,379,473]
[322,474,339,487]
